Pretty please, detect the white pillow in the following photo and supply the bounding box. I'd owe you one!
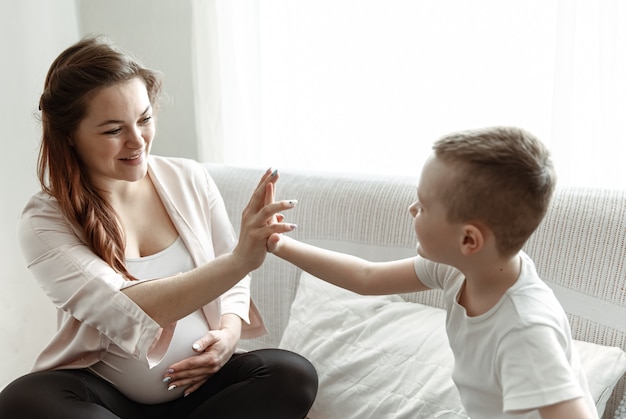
[279,272,626,419]
[576,339,626,416]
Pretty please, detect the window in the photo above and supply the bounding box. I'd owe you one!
[210,0,626,188]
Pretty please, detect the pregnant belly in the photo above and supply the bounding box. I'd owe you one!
[89,310,210,404]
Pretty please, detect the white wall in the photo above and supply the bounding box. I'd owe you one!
[0,0,80,390]
[77,0,201,160]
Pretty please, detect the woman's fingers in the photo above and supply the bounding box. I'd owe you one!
[234,169,299,272]
[261,199,296,220]
[243,171,295,232]
[182,378,208,397]
[265,176,276,207]
[254,167,276,189]
[245,169,279,215]
[235,168,298,269]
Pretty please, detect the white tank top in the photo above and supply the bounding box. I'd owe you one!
[88,237,210,404]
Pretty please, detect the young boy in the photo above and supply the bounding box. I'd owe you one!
[268,126,597,419]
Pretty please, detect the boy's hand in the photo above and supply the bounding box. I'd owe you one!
[267,227,284,253]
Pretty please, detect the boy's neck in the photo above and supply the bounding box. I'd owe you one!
[457,253,522,317]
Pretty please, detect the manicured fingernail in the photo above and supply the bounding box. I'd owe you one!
[184,392,190,397]
[288,200,297,206]
[162,376,171,383]
[271,169,278,177]
[168,384,177,391]
[192,343,201,351]
[287,223,297,230]
[166,369,174,374]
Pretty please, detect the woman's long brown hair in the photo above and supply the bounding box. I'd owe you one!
[37,36,163,280]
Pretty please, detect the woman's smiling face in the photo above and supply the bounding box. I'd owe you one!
[72,77,155,191]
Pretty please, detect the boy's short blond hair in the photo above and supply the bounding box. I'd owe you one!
[432,126,556,257]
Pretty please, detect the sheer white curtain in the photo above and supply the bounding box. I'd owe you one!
[551,0,626,187]
[205,0,626,188]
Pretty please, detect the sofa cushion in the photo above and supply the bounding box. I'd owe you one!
[279,271,626,419]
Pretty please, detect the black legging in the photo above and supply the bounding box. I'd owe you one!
[0,349,318,419]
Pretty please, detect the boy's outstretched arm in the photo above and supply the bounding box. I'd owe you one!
[538,398,595,419]
[268,234,429,295]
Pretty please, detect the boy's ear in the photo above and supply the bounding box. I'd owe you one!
[460,224,483,255]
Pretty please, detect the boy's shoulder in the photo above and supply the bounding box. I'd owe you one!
[500,252,569,325]
[413,255,463,291]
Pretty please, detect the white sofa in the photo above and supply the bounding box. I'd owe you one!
[205,163,626,419]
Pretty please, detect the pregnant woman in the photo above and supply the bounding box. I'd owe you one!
[0,36,317,419]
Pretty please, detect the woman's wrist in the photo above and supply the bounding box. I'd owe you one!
[220,313,243,342]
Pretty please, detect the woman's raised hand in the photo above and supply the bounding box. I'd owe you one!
[232,168,296,272]
[264,172,291,255]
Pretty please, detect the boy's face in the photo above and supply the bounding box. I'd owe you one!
[409,155,462,264]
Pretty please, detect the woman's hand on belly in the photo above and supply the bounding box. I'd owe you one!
[163,314,241,396]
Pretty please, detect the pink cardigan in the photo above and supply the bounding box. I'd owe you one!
[18,156,266,372]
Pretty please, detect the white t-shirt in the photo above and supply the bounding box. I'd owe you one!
[414,251,598,419]
[89,237,210,404]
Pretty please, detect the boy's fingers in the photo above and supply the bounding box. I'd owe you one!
[267,233,282,253]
